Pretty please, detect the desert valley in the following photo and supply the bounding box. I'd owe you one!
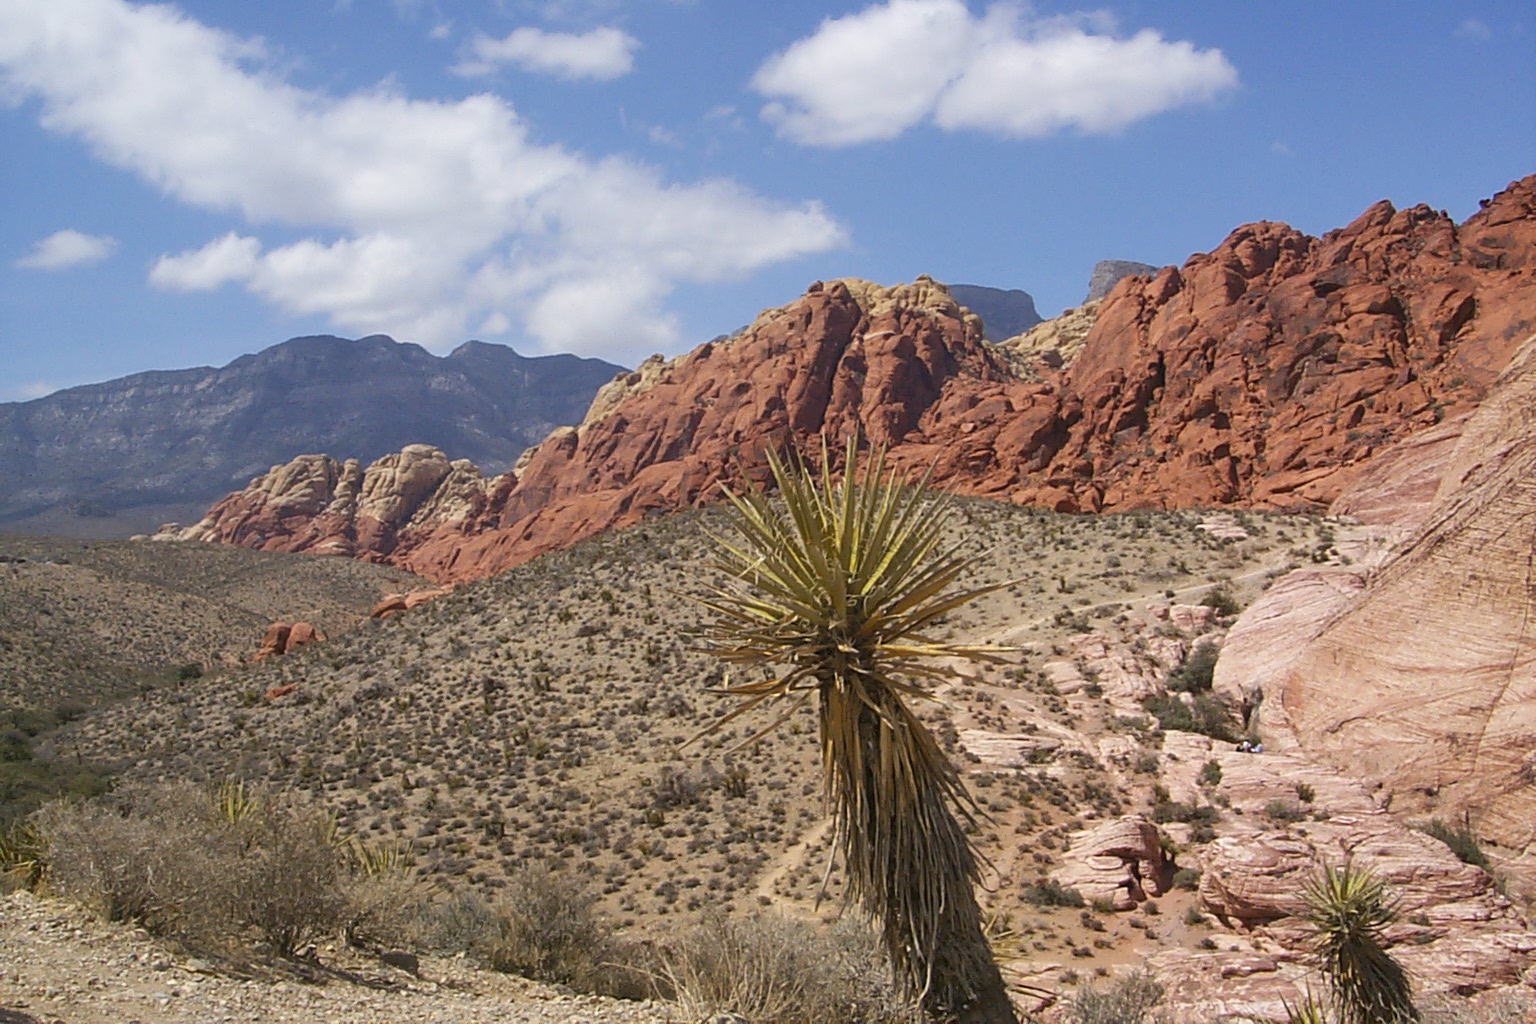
[2,171,1535,1024]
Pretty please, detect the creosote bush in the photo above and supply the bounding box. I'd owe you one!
[32,781,423,958]
[658,913,911,1024]
[1069,968,1166,1024]
[484,864,648,1000]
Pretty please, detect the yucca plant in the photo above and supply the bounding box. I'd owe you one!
[694,436,1017,1024]
[1302,861,1418,1024]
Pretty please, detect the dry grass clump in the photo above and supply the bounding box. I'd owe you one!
[32,781,423,958]
[1069,968,1166,1024]
[658,913,911,1024]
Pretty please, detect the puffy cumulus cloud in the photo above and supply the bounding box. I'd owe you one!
[149,232,259,289]
[454,25,639,81]
[752,0,1238,147]
[14,229,117,269]
[0,0,843,357]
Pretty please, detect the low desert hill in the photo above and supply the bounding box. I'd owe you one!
[159,175,1536,586]
[0,534,433,716]
[0,335,625,538]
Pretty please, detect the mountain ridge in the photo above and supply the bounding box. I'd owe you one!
[0,334,626,536]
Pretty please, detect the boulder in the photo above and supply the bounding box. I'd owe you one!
[1053,814,1167,910]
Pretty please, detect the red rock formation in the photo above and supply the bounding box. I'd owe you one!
[253,621,324,661]
[163,176,1536,585]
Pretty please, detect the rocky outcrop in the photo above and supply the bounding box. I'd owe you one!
[1264,333,1536,856]
[1052,814,1167,910]
[1145,740,1535,1021]
[166,177,1536,585]
[994,300,1101,375]
[1083,259,1159,303]
[253,621,323,662]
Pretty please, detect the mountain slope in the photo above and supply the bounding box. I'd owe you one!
[0,335,625,536]
[948,283,1043,339]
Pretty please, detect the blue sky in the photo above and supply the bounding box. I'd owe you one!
[1,1,1532,402]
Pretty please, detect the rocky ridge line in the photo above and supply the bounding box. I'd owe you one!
[159,176,1536,585]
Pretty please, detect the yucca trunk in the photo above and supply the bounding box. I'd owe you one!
[829,679,1015,1022]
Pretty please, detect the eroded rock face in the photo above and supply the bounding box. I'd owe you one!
[165,177,1536,584]
[1275,334,1536,855]
[1146,745,1535,1021]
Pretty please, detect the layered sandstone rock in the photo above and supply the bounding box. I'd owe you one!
[1270,334,1536,855]
[1052,814,1167,910]
[163,176,1536,584]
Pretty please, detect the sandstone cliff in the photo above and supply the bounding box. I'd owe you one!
[164,176,1536,585]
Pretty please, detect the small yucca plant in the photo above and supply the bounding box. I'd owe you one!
[1302,861,1419,1024]
[695,436,1017,1024]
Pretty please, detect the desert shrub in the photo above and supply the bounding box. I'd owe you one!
[233,804,350,956]
[416,888,500,953]
[33,781,414,957]
[1418,820,1489,870]
[1199,759,1223,787]
[35,782,235,936]
[1024,879,1085,908]
[658,913,909,1024]
[1172,867,1202,891]
[1266,799,1307,825]
[1142,693,1238,742]
[1070,968,1166,1024]
[1167,644,1220,693]
[487,864,645,999]
[1201,584,1242,618]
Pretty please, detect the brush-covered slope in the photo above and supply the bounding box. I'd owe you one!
[166,176,1536,584]
[70,501,1315,931]
[0,335,624,537]
[0,534,432,714]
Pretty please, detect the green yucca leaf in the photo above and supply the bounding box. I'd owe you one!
[1302,861,1419,1024]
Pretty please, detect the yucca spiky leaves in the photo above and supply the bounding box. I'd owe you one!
[695,436,1017,1023]
[1302,861,1419,1024]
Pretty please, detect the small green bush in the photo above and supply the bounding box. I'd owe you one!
[1199,759,1223,787]
[1024,879,1085,908]
[1142,693,1238,742]
[1419,819,1489,870]
[1172,867,1202,891]
[1167,644,1220,693]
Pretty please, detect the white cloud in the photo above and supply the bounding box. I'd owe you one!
[454,25,638,81]
[1456,18,1492,42]
[752,0,1238,146]
[14,228,117,269]
[0,0,843,358]
[149,232,260,289]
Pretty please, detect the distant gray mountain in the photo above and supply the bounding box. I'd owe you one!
[0,335,625,537]
[1084,260,1160,303]
[948,284,1043,340]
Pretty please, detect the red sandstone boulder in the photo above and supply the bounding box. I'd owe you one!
[253,620,324,661]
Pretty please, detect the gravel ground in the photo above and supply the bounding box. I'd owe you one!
[0,891,678,1024]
